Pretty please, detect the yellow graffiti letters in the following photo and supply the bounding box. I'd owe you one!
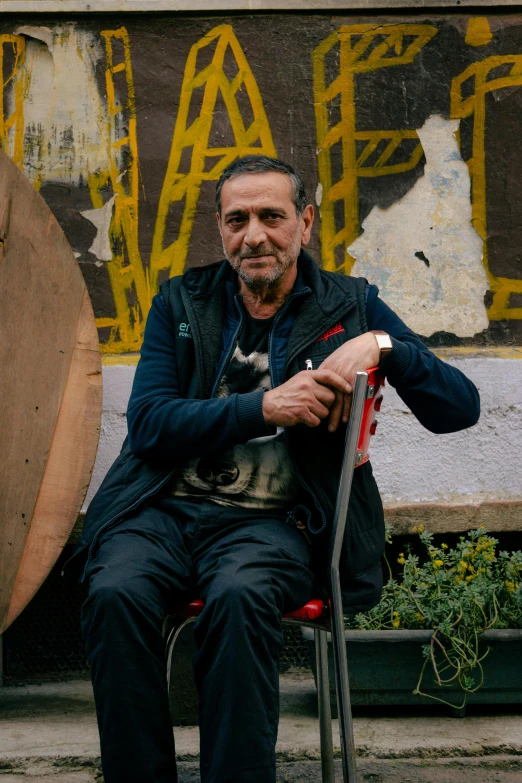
[451,55,522,320]
[150,23,276,293]
[89,27,150,353]
[312,24,437,274]
[0,35,25,170]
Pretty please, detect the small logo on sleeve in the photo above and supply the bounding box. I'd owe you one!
[178,322,192,339]
[314,323,345,342]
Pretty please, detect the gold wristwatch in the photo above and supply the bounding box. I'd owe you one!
[371,330,393,363]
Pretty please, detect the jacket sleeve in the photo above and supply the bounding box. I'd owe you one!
[127,293,271,462]
[365,285,480,434]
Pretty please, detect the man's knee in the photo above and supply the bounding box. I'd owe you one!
[82,571,163,635]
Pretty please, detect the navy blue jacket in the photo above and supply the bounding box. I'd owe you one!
[127,268,479,459]
[70,252,480,611]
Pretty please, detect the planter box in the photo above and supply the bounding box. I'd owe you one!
[302,628,522,714]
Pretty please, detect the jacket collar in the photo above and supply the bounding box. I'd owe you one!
[180,250,359,396]
[181,249,355,312]
[284,250,358,367]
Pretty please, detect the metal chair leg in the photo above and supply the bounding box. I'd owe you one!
[315,628,335,783]
[165,617,199,726]
[331,587,357,782]
[328,371,369,783]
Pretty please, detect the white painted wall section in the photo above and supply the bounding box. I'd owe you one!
[14,25,112,187]
[84,357,522,510]
[350,116,489,338]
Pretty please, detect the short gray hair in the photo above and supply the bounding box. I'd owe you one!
[216,155,307,216]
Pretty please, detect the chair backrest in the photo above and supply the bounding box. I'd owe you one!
[354,366,384,468]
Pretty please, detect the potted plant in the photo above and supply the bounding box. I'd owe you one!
[303,527,522,715]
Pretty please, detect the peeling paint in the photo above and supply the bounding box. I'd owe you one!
[15,24,112,187]
[81,196,116,262]
[349,115,489,338]
[1,16,521,350]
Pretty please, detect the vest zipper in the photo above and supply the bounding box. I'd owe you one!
[266,290,327,534]
[210,296,244,398]
[283,429,327,534]
[283,300,357,380]
[278,298,358,534]
[76,470,175,582]
[267,289,307,387]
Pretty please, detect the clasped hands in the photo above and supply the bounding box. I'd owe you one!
[262,332,381,433]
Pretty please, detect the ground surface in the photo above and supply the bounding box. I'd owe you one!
[1,759,522,781]
[1,673,521,781]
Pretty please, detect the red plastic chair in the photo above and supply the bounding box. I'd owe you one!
[164,368,384,783]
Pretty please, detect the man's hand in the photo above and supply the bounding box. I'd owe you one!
[262,369,351,429]
[319,332,382,432]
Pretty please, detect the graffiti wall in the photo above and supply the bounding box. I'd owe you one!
[1,11,521,515]
[1,13,522,355]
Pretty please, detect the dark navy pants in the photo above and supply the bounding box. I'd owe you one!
[81,497,314,783]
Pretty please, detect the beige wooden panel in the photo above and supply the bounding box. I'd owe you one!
[5,289,102,629]
[0,150,99,634]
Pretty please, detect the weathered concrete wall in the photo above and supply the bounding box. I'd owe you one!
[85,353,522,529]
[1,13,520,523]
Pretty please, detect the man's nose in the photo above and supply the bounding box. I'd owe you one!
[244,218,268,247]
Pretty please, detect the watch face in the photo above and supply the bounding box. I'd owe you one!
[376,333,392,352]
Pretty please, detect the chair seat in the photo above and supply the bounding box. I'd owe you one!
[169,598,326,622]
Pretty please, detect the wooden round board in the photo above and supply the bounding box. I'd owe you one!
[0,150,102,634]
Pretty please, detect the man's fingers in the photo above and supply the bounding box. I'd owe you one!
[327,391,344,433]
[302,410,322,428]
[342,393,352,424]
[308,399,331,421]
[313,384,337,407]
[310,369,351,394]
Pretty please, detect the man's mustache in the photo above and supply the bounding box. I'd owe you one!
[239,250,277,260]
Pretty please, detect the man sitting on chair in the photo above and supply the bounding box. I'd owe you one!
[73,155,480,783]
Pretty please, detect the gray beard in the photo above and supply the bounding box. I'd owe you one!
[223,238,301,294]
[236,262,286,292]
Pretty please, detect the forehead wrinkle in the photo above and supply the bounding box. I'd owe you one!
[224,203,289,218]
[220,172,294,211]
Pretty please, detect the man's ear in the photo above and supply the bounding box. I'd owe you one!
[300,204,314,247]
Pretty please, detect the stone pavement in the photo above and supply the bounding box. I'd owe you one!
[1,673,522,781]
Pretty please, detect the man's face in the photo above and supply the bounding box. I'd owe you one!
[217,171,313,292]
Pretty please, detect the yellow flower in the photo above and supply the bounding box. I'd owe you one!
[433,559,444,569]
[505,580,515,593]
[392,611,400,629]
[441,543,448,549]
[415,612,424,622]
[397,554,405,565]
[412,524,424,534]
[459,560,468,571]
[455,576,462,584]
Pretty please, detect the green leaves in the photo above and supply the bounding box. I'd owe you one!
[345,527,522,708]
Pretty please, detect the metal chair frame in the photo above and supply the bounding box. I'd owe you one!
[165,369,383,783]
